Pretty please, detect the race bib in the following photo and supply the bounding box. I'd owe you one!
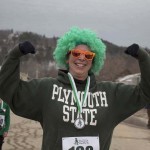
[0,115,5,127]
[62,136,100,150]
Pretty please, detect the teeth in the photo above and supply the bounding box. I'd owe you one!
[76,64,85,67]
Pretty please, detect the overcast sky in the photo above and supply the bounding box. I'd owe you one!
[0,0,150,48]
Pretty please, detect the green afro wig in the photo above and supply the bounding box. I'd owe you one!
[53,26,106,74]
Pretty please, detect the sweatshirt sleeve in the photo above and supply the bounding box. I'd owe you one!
[113,48,150,124]
[138,48,150,99]
[0,45,42,121]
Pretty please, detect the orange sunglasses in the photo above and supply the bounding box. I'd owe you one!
[69,49,95,60]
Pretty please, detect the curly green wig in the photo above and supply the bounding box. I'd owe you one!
[53,27,106,74]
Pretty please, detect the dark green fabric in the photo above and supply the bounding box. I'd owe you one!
[0,45,150,150]
[0,101,10,135]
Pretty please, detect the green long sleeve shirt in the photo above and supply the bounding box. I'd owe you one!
[0,45,150,149]
[0,101,10,135]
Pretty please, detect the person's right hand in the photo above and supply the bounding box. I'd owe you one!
[124,43,139,58]
[19,41,36,55]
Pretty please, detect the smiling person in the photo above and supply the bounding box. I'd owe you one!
[67,45,94,80]
[0,27,150,150]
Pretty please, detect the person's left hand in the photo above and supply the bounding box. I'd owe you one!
[124,43,139,58]
[19,41,36,55]
[3,132,8,137]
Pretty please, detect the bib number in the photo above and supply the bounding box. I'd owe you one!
[69,146,93,150]
[62,136,99,150]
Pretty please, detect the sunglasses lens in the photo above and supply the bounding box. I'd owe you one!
[85,54,93,59]
[72,51,80,57]
[71,50,95,60]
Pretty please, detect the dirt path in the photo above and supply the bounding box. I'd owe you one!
[3,112,42,150]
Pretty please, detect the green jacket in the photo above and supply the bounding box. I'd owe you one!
[0,101,10,135]
[0,45,150,150]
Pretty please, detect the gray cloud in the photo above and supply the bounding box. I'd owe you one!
[0,0,150,47]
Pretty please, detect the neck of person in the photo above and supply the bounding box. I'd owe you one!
[69,72,88,81]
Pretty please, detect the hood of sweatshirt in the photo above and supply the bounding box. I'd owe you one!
[56,69,97,90]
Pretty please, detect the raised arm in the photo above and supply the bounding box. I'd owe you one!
[125,44,150,100]
[112,44,150,124]
[0,42,42,121]
[0,41,35,102]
